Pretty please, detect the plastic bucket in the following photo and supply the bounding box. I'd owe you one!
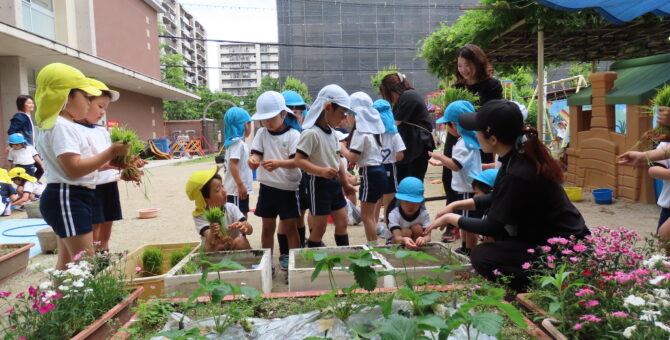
[564,187,582,201]
[592,188,613,204]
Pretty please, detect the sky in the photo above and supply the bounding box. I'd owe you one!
[180,0,279,91]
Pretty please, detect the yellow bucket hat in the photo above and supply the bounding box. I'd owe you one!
[185,166,218,216]
[0,169,12,184]
[35,63,102,130]
[9,167,37,183]
[87,78,120,102]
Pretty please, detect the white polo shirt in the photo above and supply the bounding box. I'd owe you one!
[224,140,253,196]
[381,133,406,164]
[251,126,301,191]
[296,125,340,171]
[349,130,383,167]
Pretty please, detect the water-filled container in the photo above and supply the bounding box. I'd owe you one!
[592,188,613,204]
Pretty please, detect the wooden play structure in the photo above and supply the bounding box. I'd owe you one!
[566,53,670,203]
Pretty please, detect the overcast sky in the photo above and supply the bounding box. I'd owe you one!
[180,0,279,91]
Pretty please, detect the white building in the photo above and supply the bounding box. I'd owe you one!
[218,43,278,96]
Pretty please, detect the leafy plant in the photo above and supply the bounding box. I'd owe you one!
[132,298,179,337]
[429,88,480,110]
[203,207,225,232]
[281,76,312,104]
[110,126,145,164]
[141,247,164,276]
[635,84,670,150]
[370,65,399,95]
[170,245,193,267]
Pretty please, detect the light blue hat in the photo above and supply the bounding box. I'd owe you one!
[470,168,499,188]
[224,107,251,148]
[373,99,397,133]
[8,133,25,144]
[395,177,424,203]
[282,90,307,107]
[438,100,480,151]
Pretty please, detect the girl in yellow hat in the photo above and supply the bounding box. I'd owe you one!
[33,63,130,270]
[0,169,18,216]
[9,167,43,206]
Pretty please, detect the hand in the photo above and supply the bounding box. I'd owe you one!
[229,221,250,234]
[617,151,648,167]
[237,185,248,200]
[343,182,357,196]
[433,106,443,116]
[423,214,456,236]
[415,236,427,247]
[248,157,260,170]
[657,106,670,127]
[110,141,130,157]
[435,204,454,219]
[262,159,280,172]
[403,237,418,250]
[209,222,221,236]
[428,159,443,167]
[318,167,338,179]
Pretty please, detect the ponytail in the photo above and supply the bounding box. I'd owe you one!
[517,126,563,184]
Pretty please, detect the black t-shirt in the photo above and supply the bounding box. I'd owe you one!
[453,77,503,106]
[393,90,435,164]
[442,132,458,203]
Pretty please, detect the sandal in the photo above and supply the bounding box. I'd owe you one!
[441,225,460,242]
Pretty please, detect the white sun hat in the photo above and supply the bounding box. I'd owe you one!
[301,84,356,130]
[252,91,294,121]
[349,91,385,134]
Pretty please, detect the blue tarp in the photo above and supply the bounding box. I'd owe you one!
[537,0,670,25]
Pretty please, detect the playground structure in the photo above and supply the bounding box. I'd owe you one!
[161,119,223,158]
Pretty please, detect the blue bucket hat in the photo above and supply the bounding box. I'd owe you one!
[470,168,499,188]
[395,177,424,203]
[224,107,251,148]
[8,133,25,144]
[438,100,480,151]
[373,99,397,133]
[282,90,307,107]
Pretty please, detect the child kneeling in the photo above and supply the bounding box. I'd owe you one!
[186,166,253,252]
[388,177,431,249]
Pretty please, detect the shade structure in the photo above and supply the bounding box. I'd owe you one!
[537,0,670,25]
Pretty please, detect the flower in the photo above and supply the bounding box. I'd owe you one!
[573,323,582,330]
[585,300,599,309]
[569,257,579,263]
[623,295,646,307]
[573,244,588,252]
[135,266,142,272]
[39,282,52,290]
[548,237,569,245]
[38,303,55,314]
[622,325,636,338]
[611,311,629,318]
[0,292,10,298]
[492,269,502,276]
[649,275,666,285]
[527,248,535,253]
[72,252,82,261]
[540,246,551,252]
[5,308,15,313]
[562,249,573,255]
[521,262,531,270]
[58,285,69,292]
[640,310,661,322]
[575,288,595,297]
[72,280,84,288]
[655,322,670,333]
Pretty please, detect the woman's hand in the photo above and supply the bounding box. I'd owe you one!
[435,204,455,219]
[423,213,459,236]
[617,151,648,168]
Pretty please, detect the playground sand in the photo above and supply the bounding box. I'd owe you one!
[0,160,661,294]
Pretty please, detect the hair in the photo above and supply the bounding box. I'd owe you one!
[99,91,113,99]
[517,127,564,184]
[455,44,493,84]
[200,173,223,199]
[379,73,415,103]
[12,177,26,186]
[472,180,493,194]
[16,95,33,112]
[287,104,306,111]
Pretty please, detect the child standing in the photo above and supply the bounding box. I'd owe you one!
[34,63,128,269]
[340,92,387,245]
[388,177,431,249]
[650,141,670,233]
[295,84,357,247]
[7,133,45,178]
[0,169,17,216]
[248,91,302,276]
[9,167,44,206]
[186,166,252,252]
[429,100,482,256]
[223,107,253,216]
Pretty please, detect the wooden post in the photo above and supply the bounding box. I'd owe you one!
[537,24,545,141]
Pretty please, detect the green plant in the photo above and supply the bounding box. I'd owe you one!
[635,84,670,151]
[141,247,164,276]
[203,207,225,233]
[429,88,480,109]
[281,76,312,104]
[370,65,399,95]
[131,298,179,337]
[537,264,583,326]
[170,245,193,267]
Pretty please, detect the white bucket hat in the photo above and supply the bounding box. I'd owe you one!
[349,91,385,134]
[301,84,356,130]
[253,91,294,121]
[334,130,349,141]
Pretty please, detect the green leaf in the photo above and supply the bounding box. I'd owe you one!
[311,262,325,282]
[210,258,244,271]
[378,314,418,340]
[156,328,207,340]
[211,282,233,302]
[471,312,504,336]
[419,292,442,307]
[549,301,561,315]
[311,251,329,262]
[381,293,395,318]
[351,263,378,291]
[416,315,448,332]
[240,286,260,299]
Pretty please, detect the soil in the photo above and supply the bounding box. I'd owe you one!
[292,246,367,268]
[377,244,460,268]
[0,244,22,257]
[177,249,265,275]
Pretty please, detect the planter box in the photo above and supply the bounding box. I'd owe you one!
[516,293,548,316]
[0,243,34,283]
[165,248,272,296]
[517,293,568,340]
[288,245,389,292]
[36,227,57,254]
[116,242,200,299]
[71,286,143,340]
[372,242,472,288]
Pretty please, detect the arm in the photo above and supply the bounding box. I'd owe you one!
[294,152,337,179]
[7,161,13,171]
[228,158,248,199]
[339,158,356,196]
[395,151,404,162]
[58,141,128,179]
[12,192,30,206]
[428,151,461,171]
[248,153,261,171]
[230,220,253,235]
[340,145,359,164]
[33,155,45,172]
[261,158,296,171]
[649,165,670,180]
[618,148,670,167]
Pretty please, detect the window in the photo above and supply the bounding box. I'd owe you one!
[22,0,55,39]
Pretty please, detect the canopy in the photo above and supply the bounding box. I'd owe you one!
[537,0,670,25]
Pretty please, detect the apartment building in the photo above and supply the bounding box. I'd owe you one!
[218,43,279,96]
[158,0,207,89]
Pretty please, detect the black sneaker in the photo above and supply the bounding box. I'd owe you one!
[279,254,289,271]
[454,247,471,257]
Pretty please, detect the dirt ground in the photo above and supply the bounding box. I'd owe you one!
[0,158,661,294]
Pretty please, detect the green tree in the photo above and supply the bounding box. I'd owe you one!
[241,76,280,113]
[370,65,399,95]
[281,76,312,104]
[568,62,594,80]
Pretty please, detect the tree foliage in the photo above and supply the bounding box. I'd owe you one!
[164,87,239,121]
[240,76,280,113]
[370,65,399,95]
[281,76,312,104]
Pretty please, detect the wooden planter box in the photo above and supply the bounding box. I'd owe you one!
[70,286,143,340]
[115,242,200,299]
[517,293,568,340]
[0,243,34,283]
[165,248,272,296]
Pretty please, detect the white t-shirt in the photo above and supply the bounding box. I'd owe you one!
[450,137,481,193]
[349,130,383,167]
[193,202,245,239]
[296,125,340,171]
[8,145,38,166]
[388,206,431,230]
[381,133,406,164]
[36,116,97,188]
[224,141,253,196]
[23,181,45,196]
[77,124,120,185]
[251,127,301,191]
[656,142,670,208]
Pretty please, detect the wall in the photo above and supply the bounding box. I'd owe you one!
[92,0,161,79]
[106,89,164,140]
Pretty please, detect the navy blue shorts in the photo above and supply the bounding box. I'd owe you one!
[658,207,670,232]
[17,164,36,177]
[299,172,310,212]
[454,192,483,219]
[359,165,386,203]
[40,183,95,238]
[307,174,347,216]
[227,195,249,215]
[92,182,123,224]
[255,184,300,220]
[383,163,398,194]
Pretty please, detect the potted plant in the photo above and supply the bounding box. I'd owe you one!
[0,243,34,282]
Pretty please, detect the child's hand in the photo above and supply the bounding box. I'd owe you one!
[229,221,250,235]
[428,159,443,167]
[248,157,260,170]
[237,186,248,200]
[342,182,357,196]
[617,151,647,167]
[262,159,280,172]
[403,237,418,250]
[210,222,221,235]
[415,236,427,248]
[110,141,130,156]
[318,167,338,179]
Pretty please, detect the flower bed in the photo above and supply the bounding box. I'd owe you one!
[0,243,34,283]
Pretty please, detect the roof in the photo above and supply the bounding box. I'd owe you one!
[537,0,670,25]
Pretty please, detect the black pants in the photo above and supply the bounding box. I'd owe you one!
[396,152,430,183]
[470,240,538,292]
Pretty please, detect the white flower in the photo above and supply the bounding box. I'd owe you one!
[84,288,93,293]
[39,281,52,290]
[623,325,637,338]
[655,322,670,333]
[72,280,84,288]
[643,254,670,268]
[640,310,661,322]
[650,275,667,285]
[624,295,646,307]
[58,285,69,291]
[43,290,57,299]
[654,289,669,299]
[66,262,76,268]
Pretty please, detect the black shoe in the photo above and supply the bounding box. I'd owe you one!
[454,247,471,257]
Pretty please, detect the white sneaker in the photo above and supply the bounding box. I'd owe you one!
[376,222,386,236]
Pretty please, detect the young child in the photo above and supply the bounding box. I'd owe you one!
[0,169,17,216]
[74,78,123,253]
[469,168,498,243]
[295,84,357,247]
[388,177,431,249]
[7,133,45,178]
[186,166,252,252]
[34,63,129,270]
[340,92,387,245]
[248,91,302,275]
[223,107,253,216]
[9,167,44,206]
[429,100,482,256]
[650,141,670,236]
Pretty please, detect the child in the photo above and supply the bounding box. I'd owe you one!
[223,107,253,216]
[339,92,386,245]
[0,169,17,216]
[7,133,45,178]
[469,169,499,243]
[33,63,129,270]
[388,177,431,249]
[295,84,357,247]
[248,91,302,275]
[650,141,670,235]
[373,99,406,238]
[429,100,482,256]
[9,167,44,205]
[283,91,309,247]
[74,78,123,253]
[186,166,252,252]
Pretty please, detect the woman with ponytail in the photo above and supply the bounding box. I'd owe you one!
[424,99,590,291]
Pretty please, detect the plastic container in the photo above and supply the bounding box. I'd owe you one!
[152,139,170,154]
[592,188,613,204]
[564,187,582,201]
[137,208,160,219]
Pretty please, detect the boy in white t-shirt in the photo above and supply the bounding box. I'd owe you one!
[388,177,431,249]
[649,141,670,235]
[223,107,254,216]
[7,133,44,178]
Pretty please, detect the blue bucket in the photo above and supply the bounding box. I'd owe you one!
[592,188,613,204]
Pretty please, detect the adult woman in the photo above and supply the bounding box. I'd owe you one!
[424,99,590,291]
[379,73,435,182]
[453,44,502,105]
[8,95,36,146]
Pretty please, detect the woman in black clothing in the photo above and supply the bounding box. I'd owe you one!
[453,44,502,106]
[424,100,590,292]
[379,73,435,182]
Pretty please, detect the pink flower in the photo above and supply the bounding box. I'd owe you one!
[548,237,569,245]
[541,246,551,252]
[19,337,26,340]
[575,288,595,297]
[493,269,502,276]
[579,314,602,322]
[611,311,629,318]
[150,285,156,289]
[547,255,556,262]
[15,292,24,298]
[4,308,15,313]
[562,249,573,255]
[73,251,84,261]
[38,303,55,314]
[548,263,555,268]
[135,266,142,272]
[585,300,599,309]
[0,292,10,298]
[527,248,535,253]
[521,262,531,270]
[573,323,582,330]
[570,257,580,263]
[28,286,38,297]
[573,244,587,252]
